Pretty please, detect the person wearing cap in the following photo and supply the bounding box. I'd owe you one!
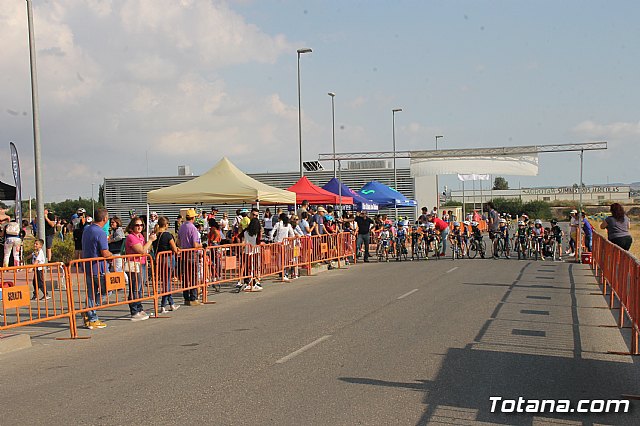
[148,212,158,231]
[568,209,579,256]
[311,207,326,235]
[178,208,202,306]
[207,206,219,229]
[354,210,374,262]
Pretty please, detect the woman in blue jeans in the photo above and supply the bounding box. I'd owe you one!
[152,217,181,313]
[124,218,156,321]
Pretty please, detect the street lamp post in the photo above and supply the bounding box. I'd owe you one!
[91,183,96,218]
[435,135,443,213]
[297,47,312,178]
[328,92,336,178]
[392,108,403,220]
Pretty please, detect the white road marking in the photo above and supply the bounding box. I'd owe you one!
[398,289,419,299]
[275,335,332,364]
[446,267,459,274]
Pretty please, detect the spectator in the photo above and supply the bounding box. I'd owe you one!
[299,211,312,236]
[270,213,295,281]
[30,238,48,301]
[235,216,263,292]
[312,207,326,235]
[81,208,112,329]
[178,208,202,306]
[297,200,309,218]
[600,203,633,250]
[3,220,22,267]
[44,208,56,261]
[487,202,500,259]
[207,219,222,246]
[220,212,230,238]
[174,214,183,234]
[153,216,181,314]
[291,215,304,236]
[568,209,579,256]
[354,210,374,262]
[429,213,450,257]
[581,212,593,252]
[124,218,156,321]
[73,208,87,261]
[148,212,159,231]
[263,208,274,238]
[418,207,430,225]
[108,216,125,253]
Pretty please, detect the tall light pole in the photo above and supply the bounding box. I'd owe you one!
[435,135,444,213]
[297,47,312,178]
[392,108,403,219]
[91,183,96,217]
[26,0,45,242]
[328,92,336,178]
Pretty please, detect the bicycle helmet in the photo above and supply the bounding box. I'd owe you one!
[384,223,391,229]
[550,219,558,225]
[471,221,478,227]
[453,221,460,227]
[428,222,436,229]
[463,221,470,226]
[535,219,542,225]
[499,218,507,223]
[77,207,86,214]
[518,220,525,226]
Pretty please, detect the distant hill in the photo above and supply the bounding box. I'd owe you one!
[631,181,640,190]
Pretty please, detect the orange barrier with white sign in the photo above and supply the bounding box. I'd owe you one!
[1,262,74,338]
[591,232,640,354]
[66,254,155,334]
[203,243,251,289]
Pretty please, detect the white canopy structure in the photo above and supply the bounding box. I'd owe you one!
[147,157,296,205]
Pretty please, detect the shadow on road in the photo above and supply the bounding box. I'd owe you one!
[341,262,640,425]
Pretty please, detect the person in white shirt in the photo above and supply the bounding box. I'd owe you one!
[31,239,50,300]
[270,214,295,281]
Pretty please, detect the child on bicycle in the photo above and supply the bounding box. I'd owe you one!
[379,223,392,258]
[550,219,563,261]
[448,222,465,258]
[532,219,545,260]
[515,220,528,260]
[461,221,472,257]
[396,221,408,257]
[498,218,511,259]
[470,221,485,258]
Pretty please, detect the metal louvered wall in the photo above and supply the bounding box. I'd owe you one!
[104,168,417,222]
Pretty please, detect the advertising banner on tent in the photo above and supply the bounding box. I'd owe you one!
[410,154,539,177]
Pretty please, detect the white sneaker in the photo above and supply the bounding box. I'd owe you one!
[282,276,291,282]
[252,284,263,292]
[158,306,169,314]
[170,304,180,311]
[131,311,150,321]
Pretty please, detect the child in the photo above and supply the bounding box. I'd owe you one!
[532,219,545,260]
[550,219,563,261]
[498,218,510,259]
[31,239,50,301]
[396,222,408,256]
[515,221,528,260]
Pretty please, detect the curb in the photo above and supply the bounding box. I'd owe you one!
[0,333,32,355]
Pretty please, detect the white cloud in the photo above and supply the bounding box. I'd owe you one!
[572,120,640,138]
[0,0,296,200]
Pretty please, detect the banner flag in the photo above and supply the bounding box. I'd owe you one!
[457,174,490,182]
[410,154,539,177]
[9,142,22,225]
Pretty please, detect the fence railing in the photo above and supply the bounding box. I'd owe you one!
[1,232,356,338]
[591,232,640,354]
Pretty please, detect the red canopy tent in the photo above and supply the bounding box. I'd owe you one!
[287,176,354,205]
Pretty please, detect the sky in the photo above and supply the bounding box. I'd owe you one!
[1,0,639,201]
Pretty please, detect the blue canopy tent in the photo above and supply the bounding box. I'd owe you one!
[321,178,378,211]
[358,181,417,208]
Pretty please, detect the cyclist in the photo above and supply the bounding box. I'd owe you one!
[410,225,423,259]
[532,219,545,260]
[461,221,472,257]
[470,221,485,258]
[498,218,511,259]
[424,222,438,258]
[378,224,392,260]
[396,221,408,258]
[448,222,464,258]
[550,219,563,261]
[514,220,528,260]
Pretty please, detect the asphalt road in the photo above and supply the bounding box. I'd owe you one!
[1,257,639,425]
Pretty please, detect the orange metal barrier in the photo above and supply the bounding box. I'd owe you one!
[257,242,285,280]
[67,254,155,334]
[283,236,308,277]
[203,243,251,288]
[1,262,74,338]
[591,232,640,354]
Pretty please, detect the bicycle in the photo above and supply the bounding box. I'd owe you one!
[514,236,528,260]
[377,238,391,262]
[410,233,425,260]
[450,237,464,260]
[467,236,486,259]
[396,236,408,261]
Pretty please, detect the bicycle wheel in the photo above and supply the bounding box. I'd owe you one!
[469,240,478,259]
[495,238,504,258]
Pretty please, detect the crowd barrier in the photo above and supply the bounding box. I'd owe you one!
[591,232,640,354]
[0,262,74,338]
[1,232,355,338]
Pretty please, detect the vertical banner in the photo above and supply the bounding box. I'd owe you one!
[9,142,22,225]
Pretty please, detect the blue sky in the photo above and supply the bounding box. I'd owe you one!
[1,1,638,200]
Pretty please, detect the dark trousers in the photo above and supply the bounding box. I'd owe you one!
[32,270,45,295]
[356,233,371,259]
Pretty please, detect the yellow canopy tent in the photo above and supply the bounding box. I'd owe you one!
[147,157,296,205]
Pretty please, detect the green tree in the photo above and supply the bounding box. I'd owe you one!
[493,176,509,190]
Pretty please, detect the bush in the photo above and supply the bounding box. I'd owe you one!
[490,198,524,217]
[489,198,552,220]
[443,201,462,207]
[51,236,75,265]
[522,200,552,220]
